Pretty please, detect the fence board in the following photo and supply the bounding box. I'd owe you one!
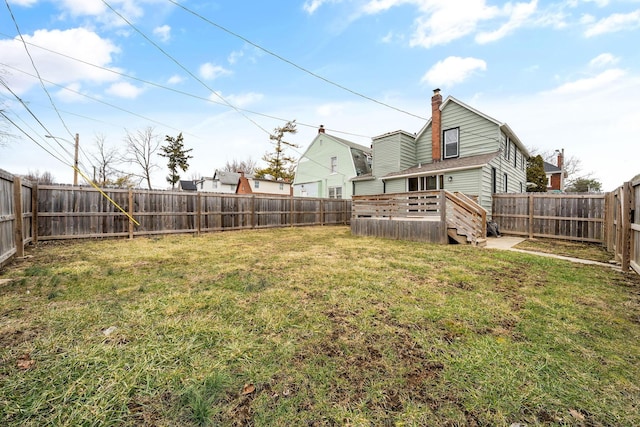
[493,193,605,243]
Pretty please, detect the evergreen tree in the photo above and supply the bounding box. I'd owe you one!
[255,120,299,181]
[159,132,193,189]
[526,155,547,192]
[565,177,602,193]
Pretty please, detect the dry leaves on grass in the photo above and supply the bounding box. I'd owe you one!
[16,353,35,370]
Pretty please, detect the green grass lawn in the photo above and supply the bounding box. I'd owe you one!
[1,226,639,426]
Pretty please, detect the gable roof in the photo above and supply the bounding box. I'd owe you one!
[544,161,562,174]
[179,180,197,191]
[414,96,530,158]
[213,170,243,185]
[382,151,500,180]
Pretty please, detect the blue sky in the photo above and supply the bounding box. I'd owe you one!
[1,0,639,191]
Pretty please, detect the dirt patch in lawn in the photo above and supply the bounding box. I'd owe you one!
[514,238,613,263]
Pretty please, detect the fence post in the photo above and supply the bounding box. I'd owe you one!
[251,195,256,229]
[622,182,632,271]
[290,195,294,227]
[32,183,38,244]
[196,192,202,235]
[528,194,534,239]
[13,176,24,257]
[320,199,324,226]
[128,189,134,239]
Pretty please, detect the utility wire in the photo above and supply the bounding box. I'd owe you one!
[167,0,429,122]
[101,0,272,137]
[4,0,77,142]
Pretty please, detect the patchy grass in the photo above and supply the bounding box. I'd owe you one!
[514,238,614,263]
[1,226,639,426]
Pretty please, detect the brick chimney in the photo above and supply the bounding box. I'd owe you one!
[557,148,564,170]
[318,124,325,134]
[431,88,442,162]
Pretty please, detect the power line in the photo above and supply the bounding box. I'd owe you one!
[4,0,76,142]
[0,40,371,140]
[167,0,429,122]
[101,0,273,137]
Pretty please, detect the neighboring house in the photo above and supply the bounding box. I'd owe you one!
[352,89,530,215]
[236,172,292,196]
[178,180,197,191]
[293,125,372,199]
[196,170,241,193]
[544,149,565,192]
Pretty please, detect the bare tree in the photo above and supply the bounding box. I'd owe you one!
[528,147,583,184]
[222,158,258,174]
[90,133,121,186]
[23,170,55,184]
[124,127,161,189]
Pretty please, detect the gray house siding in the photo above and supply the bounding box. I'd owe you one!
[415,124,432,165]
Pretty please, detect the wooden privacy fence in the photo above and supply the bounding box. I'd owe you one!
[0,171,351,267]
[606,179,639,274]
[492,193,606,243]
[0,169,34,267]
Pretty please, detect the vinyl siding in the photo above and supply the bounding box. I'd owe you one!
[440,101,501,158]
[481,151,528,215]
[372,133,416,177]
[443,169,482,196]
[354,179,384,195]
[416,123,433,164]
[293,135,360,198]
[385,178,408,194]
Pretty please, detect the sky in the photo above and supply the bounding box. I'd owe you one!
[1,0,639,191]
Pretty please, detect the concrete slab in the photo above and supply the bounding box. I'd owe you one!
[484,236,620,270]
[484,236,525,250]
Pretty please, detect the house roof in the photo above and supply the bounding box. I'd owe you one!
[213,170,243,185]
[544,161,562,174]
[382,151,500,180]
[414,96,530,158]
[179,180,198,191]
[372,129,416,141]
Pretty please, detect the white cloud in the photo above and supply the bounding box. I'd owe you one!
[548,68,626,95]
[0,28,121,95]
[476,0,538,44]
[56,82,87,103]
[303,0,340,14]
[421,56,487,87]
[60,0,106,16]
[167,75,184,85]
[209,91,264,108]
[228,50,244,65]
[583,0,609,7]
[584,9,640,37]
[589,53,619,68]
[106,81,145,99]
[8,0,38,6]
[199,63,231,80]
[153,25,171,42]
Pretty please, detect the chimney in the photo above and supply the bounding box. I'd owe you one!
[431,88,442,162]
[318,124,325,134]
[557,149,564,170]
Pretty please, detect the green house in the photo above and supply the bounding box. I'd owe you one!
[352,90,530,215]
[293,126,372,199]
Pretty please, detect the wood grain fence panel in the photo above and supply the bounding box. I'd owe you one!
[493,193,606,243]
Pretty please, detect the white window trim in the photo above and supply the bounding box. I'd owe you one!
[330,156,338,174]
[443,128,459,159]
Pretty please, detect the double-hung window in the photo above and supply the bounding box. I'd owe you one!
[328,186,342,199]
[330,156,337,174]
[443,128,459,158]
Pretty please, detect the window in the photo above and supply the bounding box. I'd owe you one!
[443,128,459,158]
[513,144,518,168]
[505,136,510,159]
[330,156,337,173]
[279,183,284,190]
[547,175,552,187]
[521,156,525,171]
[254,180,260,189]
[504,173,508,193]
[408,175,443,191]
[520,182,523,193]
[212,181,218,189]
[329,186,342,199]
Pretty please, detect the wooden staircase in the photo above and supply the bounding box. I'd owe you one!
[444,191,487,247]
